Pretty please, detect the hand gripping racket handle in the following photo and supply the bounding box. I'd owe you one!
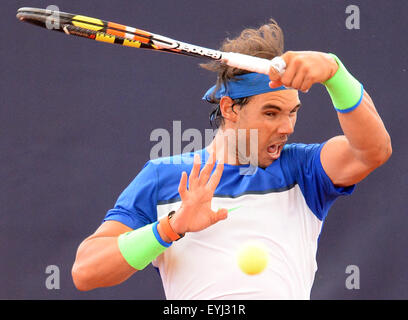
[221,52,286,75]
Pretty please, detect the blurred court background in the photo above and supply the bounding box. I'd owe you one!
[1,0,407,299]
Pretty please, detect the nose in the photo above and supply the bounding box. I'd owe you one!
[277,116,295,135]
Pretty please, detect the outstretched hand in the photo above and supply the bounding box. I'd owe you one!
[169,152,228,235]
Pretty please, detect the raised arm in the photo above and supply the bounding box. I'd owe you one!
[269,51,392,187]
[320,90,391,187]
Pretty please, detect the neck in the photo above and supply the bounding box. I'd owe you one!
[206,127,244,165]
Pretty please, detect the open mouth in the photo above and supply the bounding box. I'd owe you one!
[267,143,284,159]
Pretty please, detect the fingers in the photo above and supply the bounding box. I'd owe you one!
[188,153,201,189]
[270,53,302,90]
[198,152,216,185]
[290,68,306,91]
[280,57,299,88]
[299,75,313,93]
[207,161,224,192]
[186,151,224,194]
[269,56,288,87]
[178,171,188,199]
[269,52,315,93]
[269,52,291,76]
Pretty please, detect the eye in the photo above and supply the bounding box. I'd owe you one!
[291,105,301,113]
[290,108,299,116]
[265,112,277,117]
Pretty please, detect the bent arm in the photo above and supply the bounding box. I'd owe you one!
[71,218,202,291]
[72,153,228,291]
[321,90,392,187]
[267,51,392,187]
[71,221,137,291]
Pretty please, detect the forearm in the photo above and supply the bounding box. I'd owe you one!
[337,90,392,165]
[72,216,183,292]
[72,236,136,291]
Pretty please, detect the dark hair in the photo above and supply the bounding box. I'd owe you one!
[208,97,251,128]
[201,18,284,128]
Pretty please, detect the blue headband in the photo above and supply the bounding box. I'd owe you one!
[202,72,286,102]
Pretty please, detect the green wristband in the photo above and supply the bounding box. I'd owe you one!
[117,222,170,270]
[323,53,364,113]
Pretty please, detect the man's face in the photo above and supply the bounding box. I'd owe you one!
[232,89,301,168]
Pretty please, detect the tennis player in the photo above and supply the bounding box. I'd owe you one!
[71,19,391,299]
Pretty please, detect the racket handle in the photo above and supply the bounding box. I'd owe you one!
[221,52,286,75]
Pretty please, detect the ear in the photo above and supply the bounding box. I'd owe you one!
[220,96,238,123]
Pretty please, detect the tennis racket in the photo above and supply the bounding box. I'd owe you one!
[16,7,286,75]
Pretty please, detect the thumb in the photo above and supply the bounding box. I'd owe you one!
[268,65,281,82]
[269,79,283,89]
[211,208,228,223]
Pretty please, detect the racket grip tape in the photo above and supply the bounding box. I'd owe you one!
[221,52,286,75]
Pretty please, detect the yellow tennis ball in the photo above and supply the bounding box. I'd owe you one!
[237,241,269,275]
